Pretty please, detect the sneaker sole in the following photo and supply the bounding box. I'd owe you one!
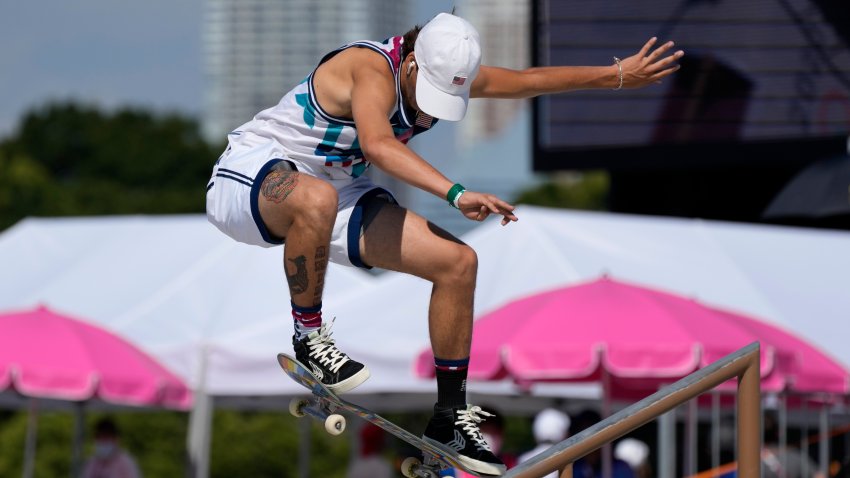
[326,366,370,394]
[422,437,507,476]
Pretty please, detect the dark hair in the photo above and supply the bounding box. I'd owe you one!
[569,409,601,436]
[94,417,119,438]
[401,24,422,60]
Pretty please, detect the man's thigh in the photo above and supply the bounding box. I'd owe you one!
[359,202,467,276]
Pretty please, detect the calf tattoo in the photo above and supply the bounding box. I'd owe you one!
[313,246,327,304]
[286,255,308,295]
[261,170,298,203]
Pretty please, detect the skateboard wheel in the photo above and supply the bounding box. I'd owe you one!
[288,398,308,418]
[324,414,346,435]
[400,457,421,478]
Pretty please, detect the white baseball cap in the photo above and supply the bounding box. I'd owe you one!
[414,13,482,121]
[615,438,650,469]
[532,408,571,444]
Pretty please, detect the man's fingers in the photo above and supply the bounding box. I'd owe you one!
[651,63,681,81]
[477,205,489,221]
[462,192,518,224]
[638,37,657,58]
[647,54,682,74]
[647,41,675,63]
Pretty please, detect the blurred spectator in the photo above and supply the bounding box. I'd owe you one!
[614,438,651,478]
[82,417,141,478]
[517,408,572,478]
[571,409,635,478]
[762,411,824,478]
[346,423,393,478]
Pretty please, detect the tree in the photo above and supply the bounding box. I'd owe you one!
[0,101,223,230]
[513,171,610,210]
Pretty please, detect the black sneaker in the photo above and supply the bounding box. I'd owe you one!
[292,321,370,393]
[422,404,507,476]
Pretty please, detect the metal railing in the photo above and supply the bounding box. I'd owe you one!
[503,342,762,478]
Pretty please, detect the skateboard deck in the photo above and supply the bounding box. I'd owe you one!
[278,353,490,478]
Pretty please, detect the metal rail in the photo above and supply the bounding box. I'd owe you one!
[503,342,762,478]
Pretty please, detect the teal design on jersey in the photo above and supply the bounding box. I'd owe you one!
[351,162,367,178]
[314,123,364,165]
[295,93,316,129]
[316,123,346,161]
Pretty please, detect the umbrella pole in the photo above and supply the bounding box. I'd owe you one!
[711,391,720,472]
[685,398,697,476]
[187,346,213,478]
[819,400,829,478]
[601,369,612,478]
[657,403,676,478]
[71,402,85,478]
[801,398,810,478]
[298,415,311,478]
[779,393,788,474]
[22,398,38,478]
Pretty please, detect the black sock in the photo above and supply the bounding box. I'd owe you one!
[434,357,469,408]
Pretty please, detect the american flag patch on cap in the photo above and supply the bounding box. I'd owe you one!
[452,75,467,86]
[415,112,433,129]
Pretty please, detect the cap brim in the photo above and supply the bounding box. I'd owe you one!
[415,71,469,121]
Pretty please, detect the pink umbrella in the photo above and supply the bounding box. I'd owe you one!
[0,305,192,407]
[0,305,192,477]
[415,276,850,398]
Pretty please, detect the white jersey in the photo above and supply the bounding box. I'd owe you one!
[231,36,437,180]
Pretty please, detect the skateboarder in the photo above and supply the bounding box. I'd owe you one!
[206,12,682,475]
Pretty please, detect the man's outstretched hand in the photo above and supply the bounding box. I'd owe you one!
[457,190,518,226]
[619,37,685,88]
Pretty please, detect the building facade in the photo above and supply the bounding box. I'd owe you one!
[203,0,411,142]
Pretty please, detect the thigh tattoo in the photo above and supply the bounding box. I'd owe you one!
[261,169,299,204]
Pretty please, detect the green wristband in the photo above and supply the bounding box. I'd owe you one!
[446,183,466,209]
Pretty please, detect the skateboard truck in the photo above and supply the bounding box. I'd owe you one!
[401,456,448,478]
[288,396,347,435]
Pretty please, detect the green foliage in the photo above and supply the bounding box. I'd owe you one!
[514,171,610,210]
[209,410,348,478]
[0,408,355,478]
[109,411,188,477]
[0,411,74,477]
[0,101,224,230]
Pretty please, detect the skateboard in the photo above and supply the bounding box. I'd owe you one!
[278,353,490,478]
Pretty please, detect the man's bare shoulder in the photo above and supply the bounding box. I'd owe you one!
[330,46,395,77]
[313,46,395,118]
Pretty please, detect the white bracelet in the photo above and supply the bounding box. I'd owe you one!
[452,189,465,209]
[613,56,623,90]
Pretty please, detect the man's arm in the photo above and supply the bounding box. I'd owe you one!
[350,59,517,224]
[471,37,683,99]
[351,60,454,198]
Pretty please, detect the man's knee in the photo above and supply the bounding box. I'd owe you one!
[440,243,478,285]
[259,171,338,237]
[299,180,338,224]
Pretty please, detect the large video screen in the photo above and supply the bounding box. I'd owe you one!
[533,0,850,168]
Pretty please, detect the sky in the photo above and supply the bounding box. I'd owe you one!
[0,0,456,138]
[0,0,207,137]
[0,0,533,233]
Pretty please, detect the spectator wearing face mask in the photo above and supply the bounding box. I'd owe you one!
[82,418,141,478]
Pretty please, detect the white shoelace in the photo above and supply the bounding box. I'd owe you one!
[306,319,350,374]
[455,405,494,452]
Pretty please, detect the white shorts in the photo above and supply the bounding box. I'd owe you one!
[205,136,395,268]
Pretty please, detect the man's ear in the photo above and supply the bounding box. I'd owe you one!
[405,53,417,76]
